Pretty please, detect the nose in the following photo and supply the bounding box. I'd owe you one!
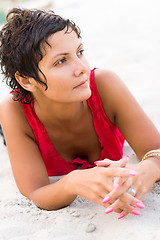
[74,57,89,77]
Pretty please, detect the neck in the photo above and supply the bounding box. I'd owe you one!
[34,99,87,128]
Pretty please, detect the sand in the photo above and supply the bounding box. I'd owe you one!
[0,0,160,239]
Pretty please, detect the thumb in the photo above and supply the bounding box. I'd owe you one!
[95,156,129,168]
[94,159,112,167]
[117,156,129,168]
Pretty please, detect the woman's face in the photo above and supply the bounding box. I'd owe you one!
[35,27,91,104]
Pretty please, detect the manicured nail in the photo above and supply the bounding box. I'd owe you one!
[129,170,138,176]
[131,209,141,216]
[118,213,125,219]
[94,161,101,164]
[105,207,113,214]
[102,196,111,204]
[136,202,145,209]
[114,182,120,190]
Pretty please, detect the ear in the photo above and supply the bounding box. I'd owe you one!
[15,72,37,92]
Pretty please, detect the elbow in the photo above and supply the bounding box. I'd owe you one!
[27,191,71,211]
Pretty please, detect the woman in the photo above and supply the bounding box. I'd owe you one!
[0,8,160,219]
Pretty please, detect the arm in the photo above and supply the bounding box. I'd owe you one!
[94,69,160,177]
[94,69,160,214]
[0,98,77,210]
[0,98,139,211]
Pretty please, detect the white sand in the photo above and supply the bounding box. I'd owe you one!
[0,0,160,239]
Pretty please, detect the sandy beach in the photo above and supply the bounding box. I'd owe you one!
[0,0,160,239]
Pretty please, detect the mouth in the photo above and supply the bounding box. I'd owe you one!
[73,79,88,89]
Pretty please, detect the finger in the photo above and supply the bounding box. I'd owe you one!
[119,192,145,209]
[133,186,148,201]
[118,206,141,217]
[95,156,129,168]
[117,209,130,219]
[113,176,128,190]
[117,212,126,219]
[116,156,129,168]
[124,186,145,209]
[104,177,145,210]
[104,198,125,214]
[106,177,133,202]
[112,156,130,189]
[102,188,144,213]
[94,159,112,167]
[104,167,138,178]
[101,169,138,203]
[106,198,142,217]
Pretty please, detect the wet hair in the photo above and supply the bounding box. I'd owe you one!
[0,8,81,103]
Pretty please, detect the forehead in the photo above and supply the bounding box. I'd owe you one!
[45,27,81,53]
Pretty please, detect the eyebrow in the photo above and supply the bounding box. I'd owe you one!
[51,43,83,60]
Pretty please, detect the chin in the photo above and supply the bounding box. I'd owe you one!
[78,87,92,101]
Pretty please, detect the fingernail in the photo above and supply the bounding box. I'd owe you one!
[131,209,141,216]
[94,161,100,165]
[102,196,111,204]
[94,160,101,163]
[105,207,114,214]
[136,202,145,209]
[129,170,138,176]
[114,182,120,190]
[118,213,125,219]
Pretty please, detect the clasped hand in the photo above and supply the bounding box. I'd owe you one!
[69,156,146,219]
[95,157,146,219]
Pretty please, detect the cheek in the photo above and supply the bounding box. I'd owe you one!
[50,76,71,94]
[83,57,90,68]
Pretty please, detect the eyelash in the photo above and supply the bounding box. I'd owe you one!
[55,49,84,66]
[77,49,84,56]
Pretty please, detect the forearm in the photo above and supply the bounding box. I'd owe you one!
[28,172,77,211]
[140,157,160,182]
[127,156,160,183]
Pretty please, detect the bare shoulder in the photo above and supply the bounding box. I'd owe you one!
[0,97,50,198]
[94,68,127,96]
[0,96,22,118]
[0,96,35,140]
[93,69,160,160]
[94,68,118,82]
[93,68,130,124]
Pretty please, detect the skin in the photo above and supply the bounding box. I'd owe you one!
[0,27,160,216]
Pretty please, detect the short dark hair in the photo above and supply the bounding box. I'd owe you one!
[0,8,81,103]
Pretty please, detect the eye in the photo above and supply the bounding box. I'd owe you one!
[56,58,66,66]
[77,49,84,56]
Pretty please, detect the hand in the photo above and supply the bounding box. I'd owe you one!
[103,176,145,218]
[126,158,160,200]
[95,156,129,168]
[67,166,138,210]
[111,158,159,217]
[95,157,146,218]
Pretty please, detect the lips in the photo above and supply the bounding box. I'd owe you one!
[73,79,88,89]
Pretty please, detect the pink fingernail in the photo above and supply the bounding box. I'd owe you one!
[129,170,138,176]
[94,160,101,163]
[131,209,141,216]
[136,202,145,209]
[102,196,111,204]
[105,207,114,214]
[118,213,125,219]
[114,182,120,190]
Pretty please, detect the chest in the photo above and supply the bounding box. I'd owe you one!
[46,112,102,164]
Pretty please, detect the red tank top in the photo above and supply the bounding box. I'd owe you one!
[21,68,124,176]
